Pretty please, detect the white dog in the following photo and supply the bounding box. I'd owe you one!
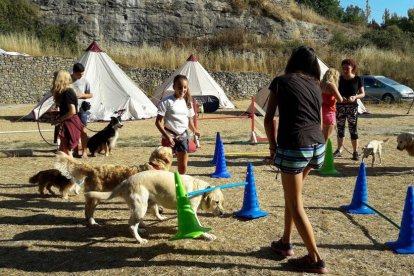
[361,138,389,167]
[84,170,224,244]
[397,133,414,156]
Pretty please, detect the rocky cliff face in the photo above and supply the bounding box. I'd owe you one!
[30,0,330,46]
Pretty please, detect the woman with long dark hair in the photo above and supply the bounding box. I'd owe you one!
[264,46,327,274]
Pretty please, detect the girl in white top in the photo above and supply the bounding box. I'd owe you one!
[155,75,200,174]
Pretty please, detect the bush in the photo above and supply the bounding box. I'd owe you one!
[361,27,414,53]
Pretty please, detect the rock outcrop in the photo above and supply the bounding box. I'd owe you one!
[30,0,330,45]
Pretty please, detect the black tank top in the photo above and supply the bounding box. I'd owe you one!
[269,74,325,148]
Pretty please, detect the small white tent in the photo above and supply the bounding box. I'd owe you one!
[0,48,29,56]
[25,41,157,121]
[248,58,367,114]
[152,54,235,109]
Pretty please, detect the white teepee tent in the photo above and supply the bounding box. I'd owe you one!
[152,54,235,109]
[247,58,367,114]
[25,41,157,121]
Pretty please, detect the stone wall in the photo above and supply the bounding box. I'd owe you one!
[0,55,272,105]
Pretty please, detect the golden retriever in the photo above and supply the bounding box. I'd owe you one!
[397,133,414,156]
[84,170,224,243]
[361,138,389,167]
[55,146,173,225]
[29,169,76,199]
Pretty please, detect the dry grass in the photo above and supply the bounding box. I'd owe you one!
[0,33,76,57]
[1,101,414,275]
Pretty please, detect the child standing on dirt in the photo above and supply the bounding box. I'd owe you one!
[264,46,328,274]
[321,68,343,141]
[155,74,200,174]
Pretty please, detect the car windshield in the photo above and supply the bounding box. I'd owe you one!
[376,76,400,86]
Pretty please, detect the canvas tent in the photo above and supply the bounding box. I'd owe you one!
[25,41,157,121]
[152,54,235,109]
[0,48,29,56]
[247,58,368,114]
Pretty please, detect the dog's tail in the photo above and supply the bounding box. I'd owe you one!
[54,151,95,180]
[29,172,40,184]
[84,178,128,201]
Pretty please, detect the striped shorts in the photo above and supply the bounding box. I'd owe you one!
[274,143,325,174]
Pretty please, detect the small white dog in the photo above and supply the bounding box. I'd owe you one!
[84,170,224,244]
[361,138,389,167]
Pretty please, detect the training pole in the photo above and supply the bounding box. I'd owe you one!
[187,181,247,197]
[362,202,400,230]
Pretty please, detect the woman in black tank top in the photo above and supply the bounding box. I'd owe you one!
[333,59,365,161]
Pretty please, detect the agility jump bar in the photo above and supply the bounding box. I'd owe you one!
[187,181,248,197]
[362,202,400,230]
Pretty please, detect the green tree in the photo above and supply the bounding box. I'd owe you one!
[342,5,366,24]
[296,0,342,20]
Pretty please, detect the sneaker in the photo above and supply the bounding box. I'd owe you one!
[352,151,360,161]
[287,255,328,274]
[270,238,294,257]
[333,149,342,158]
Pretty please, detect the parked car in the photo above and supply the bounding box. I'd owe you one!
[360,75,414,103]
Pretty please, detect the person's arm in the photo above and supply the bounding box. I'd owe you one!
[329,83,343,103]
[77,93,93,99]
[264,91,278,158]
[57,104,76,123]
[155,114,175,146]
[349,78,365,102]
[188,117,200,137]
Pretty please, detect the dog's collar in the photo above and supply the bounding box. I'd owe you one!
[149,161,160,170]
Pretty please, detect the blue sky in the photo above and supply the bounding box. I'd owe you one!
[340,0,414,23]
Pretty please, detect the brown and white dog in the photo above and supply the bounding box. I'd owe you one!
[55,146,173,225]
[361,138,389,167]
[85,170,225,243]
[29,169,77,199]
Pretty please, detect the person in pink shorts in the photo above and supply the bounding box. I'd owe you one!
[320,68,343,141]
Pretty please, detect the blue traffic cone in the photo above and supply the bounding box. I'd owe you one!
[233,163,268,219]
[211,132,221,165]
[341,162,375,214]
[211,137,231,178]
[386,186,414,254]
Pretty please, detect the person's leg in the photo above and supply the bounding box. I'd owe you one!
[81,128,88,158]
[322,125,334,141]
[281,171,323,262]
[348,107,359,153]
[280,165,312,244]
[335,109,346,153]
[176,151,189,174]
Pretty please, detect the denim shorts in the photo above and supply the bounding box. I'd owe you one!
[274,143,325,174]
[161,135,189,153]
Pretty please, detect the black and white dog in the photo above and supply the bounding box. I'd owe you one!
[87,116,123,157]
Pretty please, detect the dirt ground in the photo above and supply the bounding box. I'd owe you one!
[1,100,413,275]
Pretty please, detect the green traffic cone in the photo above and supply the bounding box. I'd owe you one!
[170,172,211,240]
[318,138,340,175]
